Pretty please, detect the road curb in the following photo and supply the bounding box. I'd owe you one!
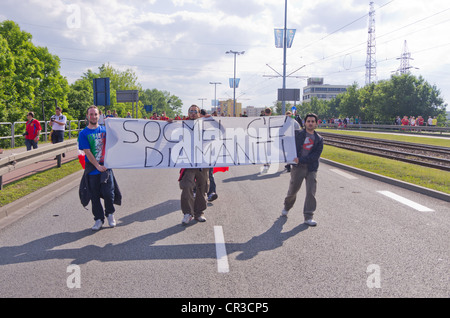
[320,158,450,202]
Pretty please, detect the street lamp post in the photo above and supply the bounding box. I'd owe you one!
[226,50,245,116]
[198,98,207,108]
[282,0,288,115]
[209,82,221,112]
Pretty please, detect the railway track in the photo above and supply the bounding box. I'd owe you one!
[320,132,450,171]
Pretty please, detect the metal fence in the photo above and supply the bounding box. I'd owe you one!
[0,120,86,149]
[317,123,450,135]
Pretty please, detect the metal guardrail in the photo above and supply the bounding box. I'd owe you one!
[0,139,78,190]
[0,120,86,148]
[317,123,450,134]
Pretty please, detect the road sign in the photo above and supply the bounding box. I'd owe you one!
[278,88,300,101]
[93,78,110,106]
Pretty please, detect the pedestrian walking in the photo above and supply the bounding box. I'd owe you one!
[281,113,324,226]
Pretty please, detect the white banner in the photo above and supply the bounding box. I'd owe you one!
[104,116,298,169]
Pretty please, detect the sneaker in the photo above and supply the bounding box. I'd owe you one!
[281,209,289,217]
[208,193,218,202]
[182,214,193,225]
[304,219,317,227]
[107,214,116,227]
[260,165,269,174]
[195,216,207,222]
[92,219,103,231]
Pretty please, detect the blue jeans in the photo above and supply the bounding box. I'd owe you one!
[51,130,64,143]
[25,139,38,151]
[88,170,115,221]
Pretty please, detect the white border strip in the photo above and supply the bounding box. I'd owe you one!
[330,168,358,180]
[214,226,230,273]
[377,191,434,212]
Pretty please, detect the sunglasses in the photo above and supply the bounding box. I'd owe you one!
[189,110,198,114]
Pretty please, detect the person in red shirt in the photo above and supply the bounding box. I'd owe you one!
[159,112,169,121]
[401,116,409,126]
[24,111,42,151]
[417,116,424,126]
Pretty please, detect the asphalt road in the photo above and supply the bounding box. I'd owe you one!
[0,163,448,299]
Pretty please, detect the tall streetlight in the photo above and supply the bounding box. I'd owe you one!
[198,98,207,108]
[209,82,221,112]
[282,0,288,115]
[226,50,245,116]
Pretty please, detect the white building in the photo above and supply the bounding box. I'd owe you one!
[302,78,349,103]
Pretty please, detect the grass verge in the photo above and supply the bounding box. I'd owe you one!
[322,145,450,194]
[0,160,83,207]
[316,129,450,148]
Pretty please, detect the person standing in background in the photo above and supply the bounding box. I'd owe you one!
[24,112,42,151]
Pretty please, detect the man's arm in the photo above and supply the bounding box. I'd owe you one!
[34,130,41,142]
[83,148,107,172]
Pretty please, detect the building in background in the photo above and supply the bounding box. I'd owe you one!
[244,106,266,117]
[302,78,349,103]
[217,99,242,116]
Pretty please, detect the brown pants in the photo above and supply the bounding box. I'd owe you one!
[283,165,317,221]
[179,168,209,218]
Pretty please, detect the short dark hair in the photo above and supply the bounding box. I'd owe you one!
[304,113,318,123]
[86,105,98,114]
[189,104,200,112]
[55,106,62,111]
[27,111,34,117]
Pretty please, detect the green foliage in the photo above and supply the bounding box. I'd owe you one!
[0,20,69,123]
[299,74,447,124]
[0,20,185,135]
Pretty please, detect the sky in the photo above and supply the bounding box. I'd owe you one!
[1,0,450,114]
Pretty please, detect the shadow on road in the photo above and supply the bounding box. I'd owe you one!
[0,206,308,266]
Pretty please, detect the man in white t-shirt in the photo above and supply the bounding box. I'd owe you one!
[49,107,67,157]
[50,106,67,144]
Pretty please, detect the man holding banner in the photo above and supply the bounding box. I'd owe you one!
[104,106,300,225]
[281,113,323,227]
[179,105,209,225]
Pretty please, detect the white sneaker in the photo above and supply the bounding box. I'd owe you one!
[182,214,193,225]
[107,214,116,227]
[260,165,269,174]
[92,219,103,231]
[281,209,289,217]
[304,219,317,227]
[195,216,206,222]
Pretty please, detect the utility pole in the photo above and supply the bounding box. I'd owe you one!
[282,0,288,115]
[226,50,245,117]
[396,40,418,74]
[365,1,377,85]
[209,82,221,111]
[198,98,207,108]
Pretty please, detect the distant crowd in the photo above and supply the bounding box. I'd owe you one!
[395,115,438,126]
[95,109,440,128]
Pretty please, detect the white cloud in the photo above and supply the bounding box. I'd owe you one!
[1,0,449,112]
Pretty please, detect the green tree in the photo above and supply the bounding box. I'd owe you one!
[0,20,69,122]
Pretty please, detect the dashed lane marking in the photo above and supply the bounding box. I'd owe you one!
[377,191,434,212]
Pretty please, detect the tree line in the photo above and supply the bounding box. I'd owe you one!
[0,20,182,146]
[276,75,447,125]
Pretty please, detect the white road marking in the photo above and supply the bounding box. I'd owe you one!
[377,191,434,212]
[214,226,230,273]
[330,168,358,180]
